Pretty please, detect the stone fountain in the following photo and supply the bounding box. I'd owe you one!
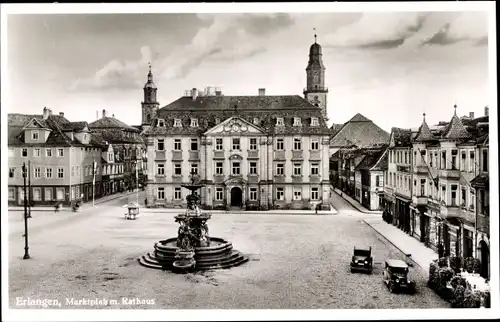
[138,172,248,273]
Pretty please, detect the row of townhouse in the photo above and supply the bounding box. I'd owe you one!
[382,106,490,280]
[7,107,147,206]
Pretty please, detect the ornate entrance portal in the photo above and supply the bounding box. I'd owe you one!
[230,187,243,207]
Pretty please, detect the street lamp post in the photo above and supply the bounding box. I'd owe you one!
[92,159,96,207]
[135,161,139,205]
[21,163,30,259]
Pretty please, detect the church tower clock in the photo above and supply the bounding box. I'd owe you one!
[303,32,328,122]
[141,63,159,127]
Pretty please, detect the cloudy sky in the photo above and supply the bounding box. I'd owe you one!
[5,7,491,130]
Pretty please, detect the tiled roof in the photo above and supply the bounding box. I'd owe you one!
[330,123,343,137]
[148,95,330,136]
[330,113,389,148]
[89,116,140,132]
[391,127,412,147]
[354,147,387,171]
[443,113,473,140]
[414,119,437,142]
[8,114,43,127]
[90,128,145,145]
[63,121,89,132]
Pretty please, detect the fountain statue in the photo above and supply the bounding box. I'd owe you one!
[139,170,248,273]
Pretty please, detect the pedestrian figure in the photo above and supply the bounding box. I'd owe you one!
[438,242,444,259]
[54,202,61,213]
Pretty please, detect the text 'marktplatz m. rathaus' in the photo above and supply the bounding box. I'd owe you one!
[143,37,332,210]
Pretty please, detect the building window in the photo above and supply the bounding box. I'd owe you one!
[482,149,488,172]
[215,138,223,151]
[57,167,64,178]
[174,163,182,175]
[22,148,28,157]
[174,119,182,127]
[249,188,257,201]
[43,188,52,201]
[34,167,41,178]
[157,187,165,200]
[420,179,426,196]
[45,168,52,178]
[249,138,257,150]
[311,117,319,126]
[158,119,165,127]
[276,138,284,150]
[451,185,458,206]
[469,151,475,172]
[215,162,224,175]
[191,118,198,127]
[33,148,40,157]
[311,139,319,150]
[9,167,15,178]
[174,139,182,151]
[276,117,284,126]
[190,163,198,175]
[157,138,165,151]
[84,166,88,176]
[174,188,182,200]
[293,138,302,150]
[8,148,14,157]
[470,190,475,210]
[441,151,446,169]
[276,163,284,175]
[56,187,65,200]
[293,117,302,126]
[451,150,458,169]
[311,187,319,200]
[276,187,284,200]
[232,162,240,175]
[157,163,165,176]
[190,138,198,151]
[32,130,39,140]
[215,188,224,201]
[57,148,64,157]
[376,175,380,187]
[232,138,240,150]
[33,188,41,201]
[311,163,319,175]
[293,163,302,176]
[253,117,259,125]
[249,162,257,174]
[293,187,302,200]
[461,151,466,171]
[461,187,467,206]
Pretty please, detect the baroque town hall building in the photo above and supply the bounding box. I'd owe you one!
[143,38,332,210]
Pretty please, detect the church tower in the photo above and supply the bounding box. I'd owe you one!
[141,63,159,126]
[303,31,328,122]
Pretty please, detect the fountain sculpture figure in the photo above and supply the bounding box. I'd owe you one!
[139,170,248,273]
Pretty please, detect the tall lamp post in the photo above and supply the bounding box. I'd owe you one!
[92,159,97,207]
[135,160,139,205]
[21,163,30,259]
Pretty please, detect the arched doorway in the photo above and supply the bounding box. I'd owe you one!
[230,187,243,207]
[479,240,489,279]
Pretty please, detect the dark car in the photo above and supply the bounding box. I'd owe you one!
[350,246,373,273]
[382,259,416,294]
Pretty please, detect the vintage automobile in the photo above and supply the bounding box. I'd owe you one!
[383,259,416,294]
[350,246,373,273]
[123,202,140,220]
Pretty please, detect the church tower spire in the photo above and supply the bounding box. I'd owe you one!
[304,29,328,122]
[141,63,159,126]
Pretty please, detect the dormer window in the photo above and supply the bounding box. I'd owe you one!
[215,118,221,124]
[293,117,302,127]
[32,130,39,140]
[311,117,319,126]
[174,119,182,127]
[253,117,259,125]
[191,118,199,127]
[276,117,284,127]
[158,119,165,127]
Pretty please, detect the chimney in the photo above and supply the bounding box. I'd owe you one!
[102,109,107,118]
[469,112,474,119]
[485,106,489,116]
[258,88,266,96]
[43,107,49,120]
[48,109,53,116]
[112,114,115,118]
[191,88,198,101]
[59,112,64,117]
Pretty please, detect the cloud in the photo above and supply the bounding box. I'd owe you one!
[420,12,488,46]
[70,13,294,91]
[324,12,429,50]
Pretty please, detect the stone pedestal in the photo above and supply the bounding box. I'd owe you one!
[172,250,196,272]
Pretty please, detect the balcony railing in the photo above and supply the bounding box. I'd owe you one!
[303,86,328,92]
[439,169,460,179]
[247,150,259,159]
[274,151,286,160]
[291,175,303,183]
[155,151,166,161]
[412,195,428,206]
[439,204,475,223]
[413,166,428,174]
[213,151,225,159]
[274,175,286,183]
[189,151,200,161]
[291,150,303,160]
[309,150,321,160]
[171,151,183,161]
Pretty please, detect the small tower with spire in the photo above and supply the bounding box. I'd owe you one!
[142,63,159,126]
[304,28,328,122]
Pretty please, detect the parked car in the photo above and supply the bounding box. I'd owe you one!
[382,259,416,294]
[350,246,373,274]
